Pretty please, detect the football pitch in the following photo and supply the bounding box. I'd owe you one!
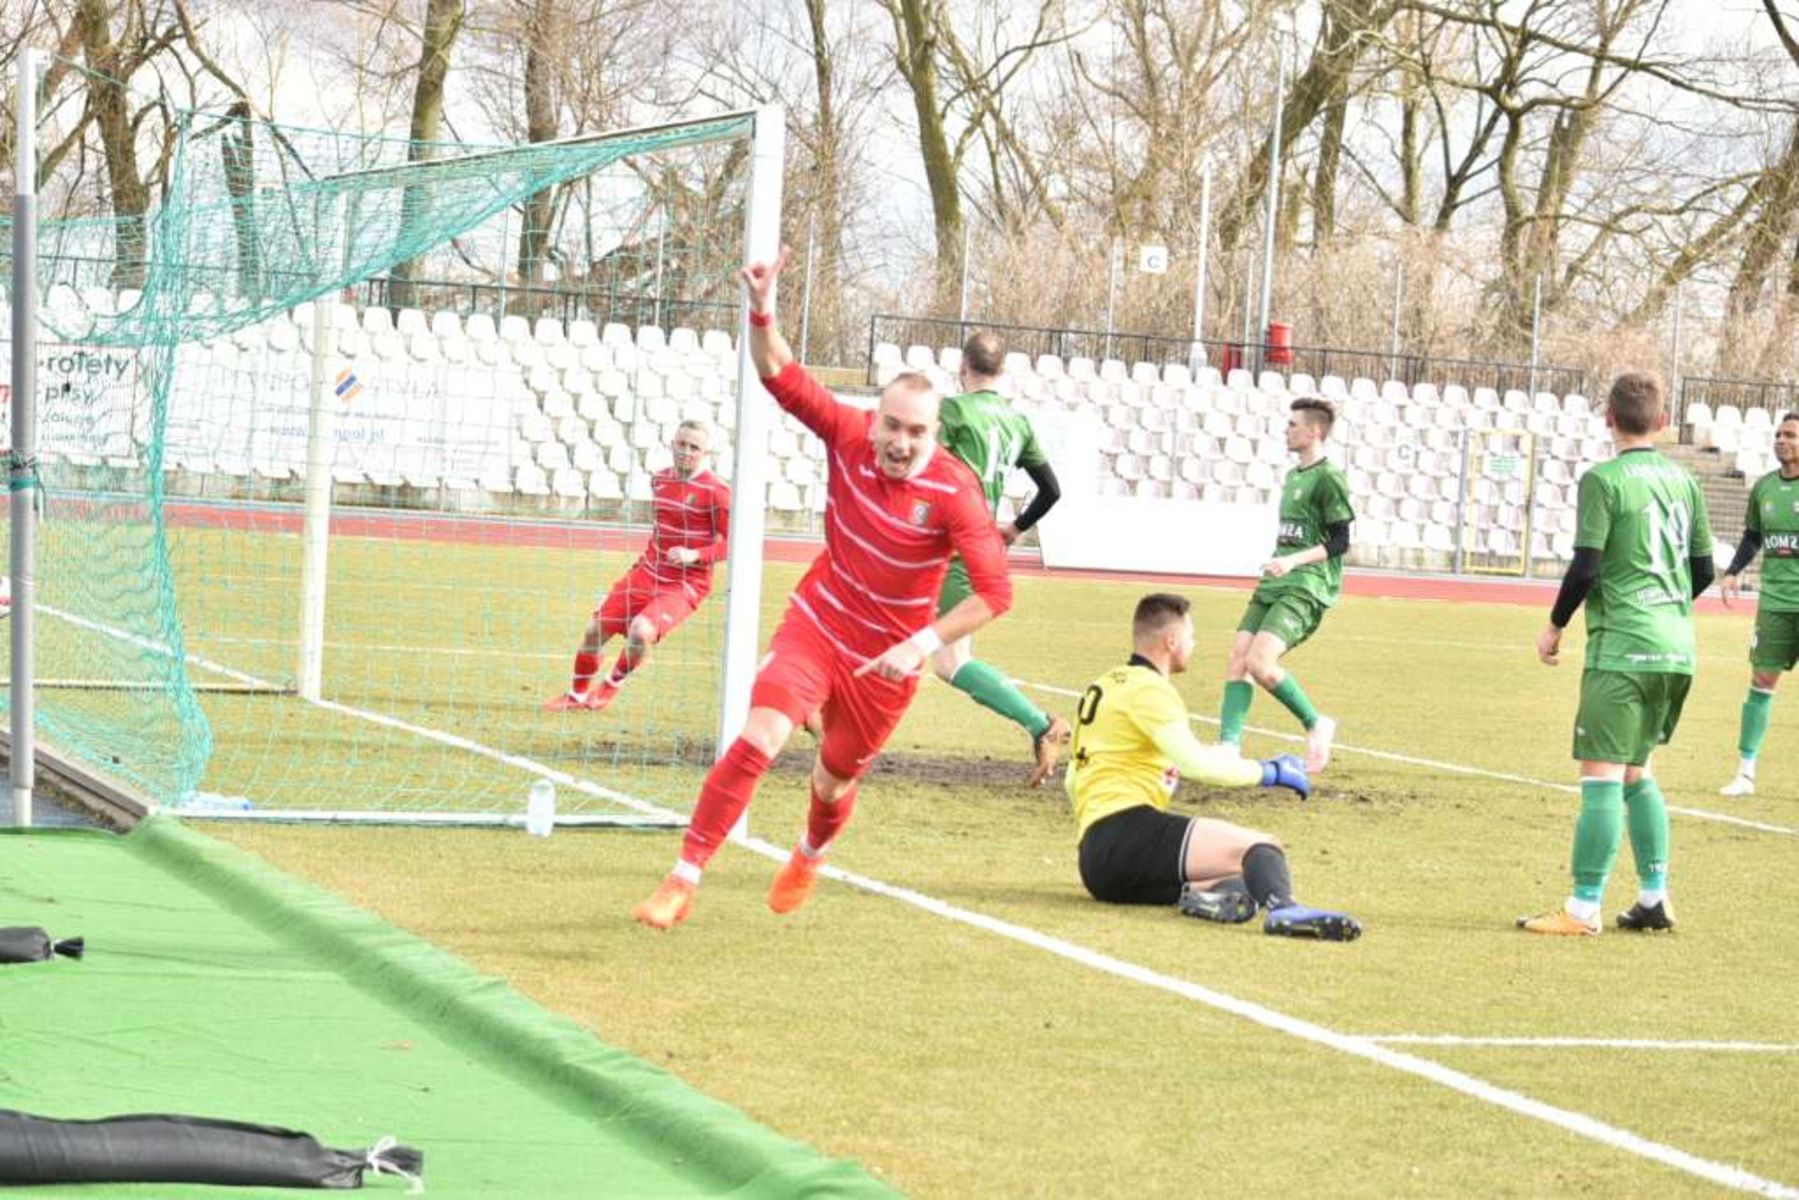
[143,524,1796,1197]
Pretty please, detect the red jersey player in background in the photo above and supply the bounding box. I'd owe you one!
[546,419,730,712]
[634,247,1013,930]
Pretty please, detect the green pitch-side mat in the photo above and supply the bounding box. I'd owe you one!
[0,817,894,1198]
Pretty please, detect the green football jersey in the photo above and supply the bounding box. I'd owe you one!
[1744,470,1799,612]
[1253,458,1354,607]
[1573,448,1714,673]
[938,390,1048,517]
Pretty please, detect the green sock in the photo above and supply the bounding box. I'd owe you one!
[1739,687,1774,759]
[1622,778,1670,893]
[1220,681,1254,746]
[1571,779,1625,903]
[951,660,1051,739]
[1268,676,1319,730]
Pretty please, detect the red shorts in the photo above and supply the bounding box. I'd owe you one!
[749,611,918,780]
[593,564,704,641]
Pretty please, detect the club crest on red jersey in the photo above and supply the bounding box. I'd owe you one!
[909,499,933,526]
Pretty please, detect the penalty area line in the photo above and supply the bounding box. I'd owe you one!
[1015,679,1798,838]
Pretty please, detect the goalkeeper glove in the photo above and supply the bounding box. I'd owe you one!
[1259,753,1310,800]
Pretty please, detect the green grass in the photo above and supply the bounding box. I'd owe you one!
[134,525,1799,1195]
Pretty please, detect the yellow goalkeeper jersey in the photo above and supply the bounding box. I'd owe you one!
[1065,656,1192,838]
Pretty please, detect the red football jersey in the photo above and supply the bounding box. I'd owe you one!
[761,361,1012,662]
[637,467,731,593]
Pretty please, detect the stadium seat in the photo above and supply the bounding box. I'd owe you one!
[1035,353,1067,379]
[1132,362,1161,386]
[1099,359,1130,383]
[1067,357,1098,382]
[1162,363,1192,387]
[637,326,668,351]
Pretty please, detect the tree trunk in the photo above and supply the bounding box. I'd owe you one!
[390,0,468,309]
[220,101,261,299]
[516,0,559,318]
[1215,0,1390,255]
[77,0,150,289]
[1720,121,1799,373]
[804,0,848,360]
[888,0,962,311]
[1313,93,1347,243]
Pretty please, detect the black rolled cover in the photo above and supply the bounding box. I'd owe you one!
[0,927,83,963]
[0,1110,422,1189]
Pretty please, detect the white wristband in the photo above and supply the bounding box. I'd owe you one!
[907,626,944,655]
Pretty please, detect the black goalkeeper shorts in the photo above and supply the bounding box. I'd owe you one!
[1078,805,1193,906]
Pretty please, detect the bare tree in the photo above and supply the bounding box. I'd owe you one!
[389,0,469,307]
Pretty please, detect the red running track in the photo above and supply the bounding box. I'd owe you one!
[157,500,1739,614]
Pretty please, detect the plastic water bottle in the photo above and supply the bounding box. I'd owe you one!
[525,779,556,837]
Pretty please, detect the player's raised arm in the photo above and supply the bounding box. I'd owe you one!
[738,246,863,446]
[739,246,794,377]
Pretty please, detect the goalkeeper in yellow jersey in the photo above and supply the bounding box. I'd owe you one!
[1066,593,1362,941]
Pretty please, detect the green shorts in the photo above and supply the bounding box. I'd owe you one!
[1750,608,1799,672]
[937,557,974,617]
[1572,669,1692,766]
[1237,591,1326,651]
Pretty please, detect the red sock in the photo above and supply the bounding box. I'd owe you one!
[804,781,858,856]
[571,651,600,693]
[606,645,643,687]
[680,739,773,870]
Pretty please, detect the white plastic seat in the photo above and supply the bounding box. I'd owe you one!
[589,470,625,500]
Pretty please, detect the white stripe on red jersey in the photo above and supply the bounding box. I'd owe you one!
[761,362,1012,662]
[638,468,731,590]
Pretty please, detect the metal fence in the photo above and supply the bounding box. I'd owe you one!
[1677,375,1799,429]
[867,313,1587,400]
[18,252,738,335]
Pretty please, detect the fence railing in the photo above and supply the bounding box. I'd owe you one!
[867,313,1587,400]
[1677,375,1799,428]
[15,252,738,334]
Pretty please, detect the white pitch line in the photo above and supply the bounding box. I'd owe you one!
[1362,1035,1799,1053]
[770,842,1798,1199]
[1017,679,1799,838]
[35,606,1799,1195]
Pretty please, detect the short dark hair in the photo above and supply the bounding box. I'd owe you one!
[1780,411,1799,426]
[1133,592,1191,641]
[1607,371,1665,435]
[1290,396,1335,436]
[962,330,1005,378]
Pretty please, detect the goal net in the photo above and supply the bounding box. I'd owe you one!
[5,68,783,826]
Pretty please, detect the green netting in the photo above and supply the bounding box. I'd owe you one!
[4,60,761,818]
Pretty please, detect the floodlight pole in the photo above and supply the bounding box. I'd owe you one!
[1189,155,1212,374]
[10,48,41,827]
[798,211,817,363]
[1256,38,1287,376]
[297,296,338,702]
[1103,236,1121,360]
[717,106,785,765]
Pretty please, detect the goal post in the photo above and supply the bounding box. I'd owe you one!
[7,84,781,826]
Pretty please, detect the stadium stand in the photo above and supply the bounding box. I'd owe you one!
[17,285,1770,573]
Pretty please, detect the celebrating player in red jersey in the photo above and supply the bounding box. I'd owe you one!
[546,420,730,713]
[633,247,1013,930]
